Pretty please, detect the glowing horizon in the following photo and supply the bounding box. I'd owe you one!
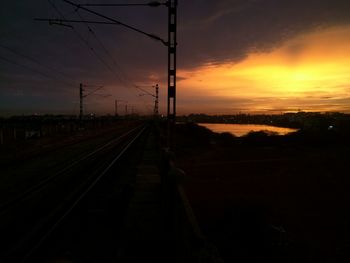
[177,25,350,114]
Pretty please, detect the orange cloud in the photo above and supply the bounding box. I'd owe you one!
[177,25,350,114]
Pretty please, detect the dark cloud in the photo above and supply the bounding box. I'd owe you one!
[179,0,350,67]
[1,0,350,115]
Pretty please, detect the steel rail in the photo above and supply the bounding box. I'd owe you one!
[17,125,147,263]
[0,125,144,213]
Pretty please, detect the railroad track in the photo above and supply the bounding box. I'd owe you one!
[0,123,144,206]
[0,125,144,212]
[0,120,141,169]
[0,124,148,263]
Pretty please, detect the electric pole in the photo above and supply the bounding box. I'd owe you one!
[79,83,105,120]
[154,84,159,116]
[79,83,83,121]
[37,0,177,121]
[135,84,159,117]
[167,0,177,121]
[115,99,127,116]
[37,1,178,144]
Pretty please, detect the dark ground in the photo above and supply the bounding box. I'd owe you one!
[0,120,147,262]
[0,120,345,262]
[174,123,345,263]
[0,121,140,203]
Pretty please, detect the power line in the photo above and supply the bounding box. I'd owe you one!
[73,11,154,112]
[47,1,144,95]
[0,55,75,88]
[34,18,122,25]
[34,17,160,88]
[47,0,140,100]
[42,2,161,93]
[80,2,165,7]
[62,0,167,46]
[47,0,116,76]
[73,10,148,107]
[74,11,128,84]
[136,86,156,97]
[0,43,76,83]
[73,14,151,97]
[44,0,160,113]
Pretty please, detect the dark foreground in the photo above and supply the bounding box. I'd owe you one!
[0,118,345,262]
[175,123,345,263]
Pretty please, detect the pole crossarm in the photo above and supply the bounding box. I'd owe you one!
[135,86,156,97]
[139,93,156,98]
[79,1,166,7]
[79,83,106,120]
[83,85,104,97]
[136,84,159,116]
[61,0,168,46]
[35,18,123,26]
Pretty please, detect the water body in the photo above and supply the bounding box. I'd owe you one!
[198,123,298,136]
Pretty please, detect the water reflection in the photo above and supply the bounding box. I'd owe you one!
[198,123,298,136]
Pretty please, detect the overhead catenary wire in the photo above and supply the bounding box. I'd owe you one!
[0,43,77,84]
[74,10,153,111]
[47,0,147,110]
[49,1,142,92]
[61,0,170,116]
[0,55,76,88]
[42,2,165,87]
[47,0,123,85]
[83,85,104,97]
[83,29,156,110]
[34,17,159,90]
[74,11,130,86]
[45,0,159,114]
[34,18,123,25]
[62,0,167,46]
[79,2,165,7]
[73,10,148,108]
[135,86,156,97]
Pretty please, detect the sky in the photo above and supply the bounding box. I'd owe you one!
[1,0,350,116]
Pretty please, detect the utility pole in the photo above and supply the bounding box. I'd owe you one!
[79,83,105,120]
[115,99,127,116]
[37,0,177,121]
[167,0,177,121]
[154,84,159,116]
[79,83,83,121]
[135,84,159,116]
[37,1,177,144]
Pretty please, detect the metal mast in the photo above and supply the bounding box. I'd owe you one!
[79,83,104,120]
[167,0,177,121]
[155,84,159,116]
[37,1,177,121]
[79,83,83,121]
[115,99,128,116]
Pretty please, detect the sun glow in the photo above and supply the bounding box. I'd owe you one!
[178,26,350,114]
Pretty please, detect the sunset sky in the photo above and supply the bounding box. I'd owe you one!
[1,0,350,116]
